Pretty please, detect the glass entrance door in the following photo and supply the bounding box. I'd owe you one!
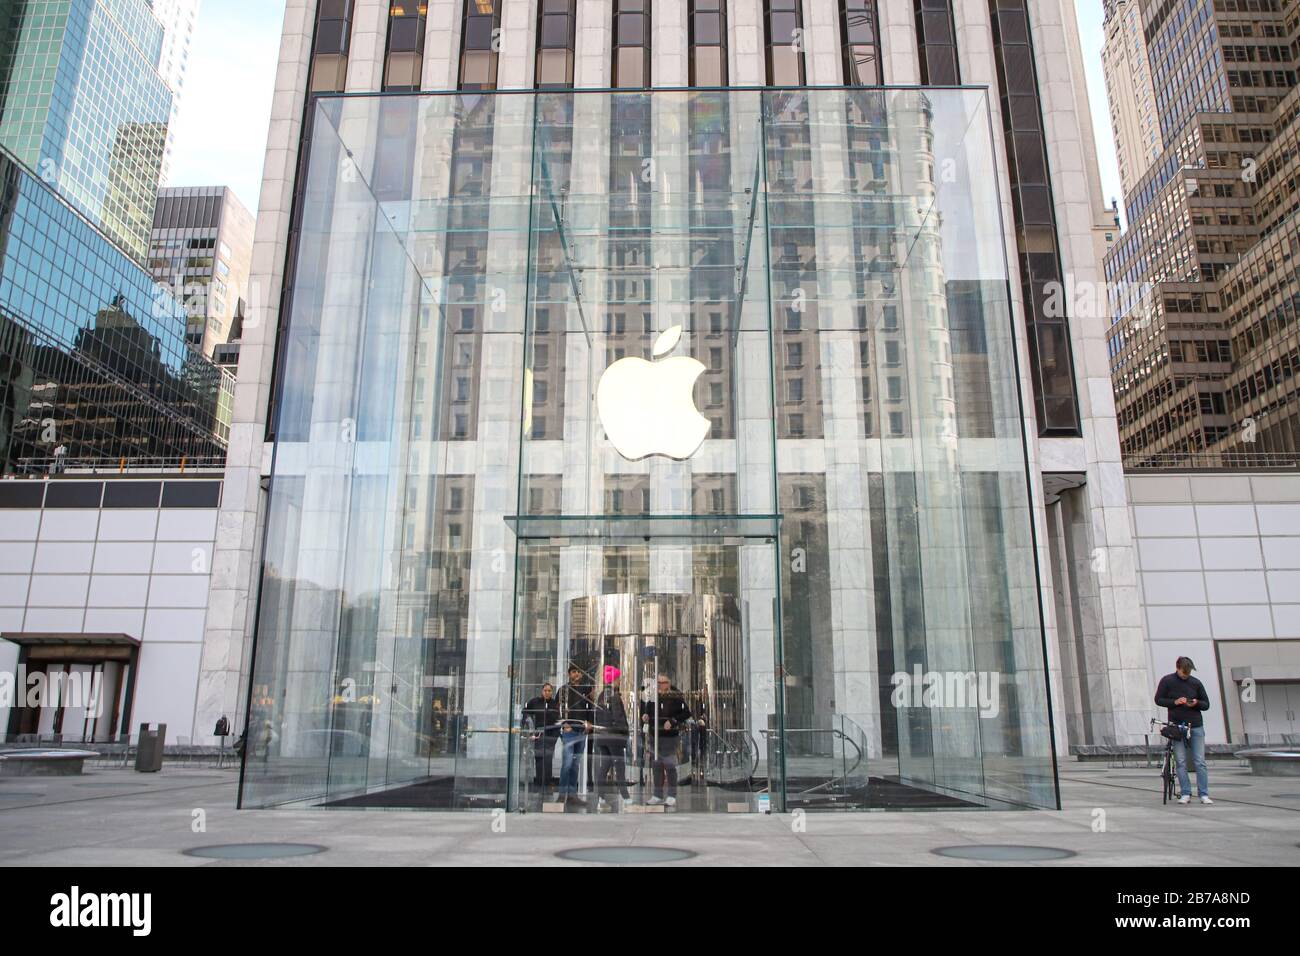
[507,530,784,813]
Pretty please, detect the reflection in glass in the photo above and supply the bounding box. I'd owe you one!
[241,89,1058,815]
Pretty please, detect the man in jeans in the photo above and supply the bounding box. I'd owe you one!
[1154,656,1212,805]
[557,665,594,805]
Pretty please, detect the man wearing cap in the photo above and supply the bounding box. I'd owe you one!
[1154,656,1213,805]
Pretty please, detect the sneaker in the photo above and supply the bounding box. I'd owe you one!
[646,796,663,805]
[665,796,677,808]
[597,798,609,811]
[1178,794,1191,804]
[1200,796,1214,805]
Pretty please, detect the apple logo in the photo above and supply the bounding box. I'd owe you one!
[596,324,710,461]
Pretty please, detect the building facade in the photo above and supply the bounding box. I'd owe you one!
[1102,0,1164,199]
[0,0,174,262]
[1129,469,1300,745]
[149,185,255,359]
[0,146,230,475]
[149,0,203,185]
[203,0,1149,814]
[0,475,223,745]
[1104,0,1300,468]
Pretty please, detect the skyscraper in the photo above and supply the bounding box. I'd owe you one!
[0,1,230,474]
[0,0,174,261]
[149,185,254,359]
[1101,0,1164,198]
[1104,0,1300,466]
[208,0,1149,813]
[149,0,202,184]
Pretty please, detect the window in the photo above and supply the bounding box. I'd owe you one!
[913,0,959,85]
[989,0,1079,435]
[383,1,427,91]
[840,0,881,85]
[613,0,650,88]
[690,0,728,86]
[535,0,576,89]
[459,0,501,90]
[764,0,805,86]
[310,0,354,94]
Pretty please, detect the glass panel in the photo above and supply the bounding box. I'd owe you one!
[759,88,1054,810]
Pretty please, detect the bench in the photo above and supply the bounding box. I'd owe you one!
[0,749,99,777]
[1235,749,1300,776]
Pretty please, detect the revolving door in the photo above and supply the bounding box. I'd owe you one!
[514,592,761,812]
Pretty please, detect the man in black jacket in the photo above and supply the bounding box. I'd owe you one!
[558,666,595,801]
[522,682,559,788]
[640,674,692,807]
[1154,656,1213,805]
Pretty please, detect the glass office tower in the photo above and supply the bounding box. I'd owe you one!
[240,86,1058,813]
[0,146,230,474]
[0,0,173,262]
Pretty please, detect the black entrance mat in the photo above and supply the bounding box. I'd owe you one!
[320,777,464,809]
[320,774,977,811]
[865,776,979,809]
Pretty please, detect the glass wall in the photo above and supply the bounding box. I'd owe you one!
[241,88,1057,813]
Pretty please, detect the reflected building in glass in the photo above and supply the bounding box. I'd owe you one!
[209,1,1150,814]
[0,0,174,262]
[0,147,230,474]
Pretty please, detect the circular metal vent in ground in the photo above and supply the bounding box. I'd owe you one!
[556,846,697,864]
[183,843,326,860]
[932,844,1076,862]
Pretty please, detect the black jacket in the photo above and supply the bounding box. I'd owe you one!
[594,687,630,743]
[522,695,560,735]
[559,682,595,730]
[1155,672,1211,728]
[641,688,693,738]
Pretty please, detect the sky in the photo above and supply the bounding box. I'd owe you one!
[1075,2,1125,218]
[165,2,1126,222]
[164,0,287,213]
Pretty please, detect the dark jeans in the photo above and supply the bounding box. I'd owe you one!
[1172,724,1209,797]
[559,729,587,795]
[594,740,630,801]
[649,734,680,799]
[532,732,557,787]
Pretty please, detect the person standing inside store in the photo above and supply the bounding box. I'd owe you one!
[592,666,631,812]
[1154,656,1213,805]
[558,665,594,805]
[522,682,560,790]
[641,674,692,808]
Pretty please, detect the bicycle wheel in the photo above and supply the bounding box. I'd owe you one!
[1162,749,1174,804]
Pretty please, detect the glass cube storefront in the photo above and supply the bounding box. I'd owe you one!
[240,87,1059,813]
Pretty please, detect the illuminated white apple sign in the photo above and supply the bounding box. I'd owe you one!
[596,325,709,461]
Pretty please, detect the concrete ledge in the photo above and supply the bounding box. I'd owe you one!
[1071,744,1242,763]
[1236,749,1300,776]
[0,749,99,776]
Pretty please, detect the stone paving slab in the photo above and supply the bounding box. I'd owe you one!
[0,762,1297,866]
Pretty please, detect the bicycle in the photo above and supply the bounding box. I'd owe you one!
[1150,718,1190,804]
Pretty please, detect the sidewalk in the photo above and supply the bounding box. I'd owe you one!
[1,761,1296,866]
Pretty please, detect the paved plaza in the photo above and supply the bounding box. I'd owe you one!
[1,759,1297,866]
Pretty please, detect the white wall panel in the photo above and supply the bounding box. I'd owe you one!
[36,511,100,541]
